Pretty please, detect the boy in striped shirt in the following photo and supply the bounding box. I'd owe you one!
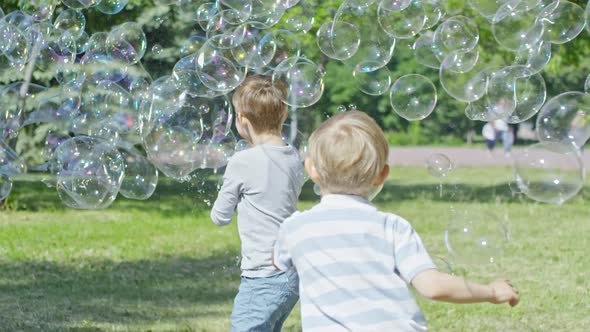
[274,111,519,331]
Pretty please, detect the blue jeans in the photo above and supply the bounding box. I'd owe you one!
[230,269,299,332]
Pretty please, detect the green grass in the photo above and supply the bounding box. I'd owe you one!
[1,166,589,331]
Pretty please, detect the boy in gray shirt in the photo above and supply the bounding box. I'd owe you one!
[211,76,304,331]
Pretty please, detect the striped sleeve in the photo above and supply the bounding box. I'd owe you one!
[273,222,293,271]
[391,216,436,283]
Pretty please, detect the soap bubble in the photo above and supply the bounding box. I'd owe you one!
[0,141,27,175]
[231,25,275,69]
[467,0,506,20]
[316,20,360,60]
[353,64,392,96]
[0,173,11,201]
[53,9,86,39]
[118,144,158,200]
[54,136,124,209]
[247,0,285,29]
[537,0,585,44]
[390,74,437,121]
[513,142,584,205]
[152,44,163,55]
[513,39,551,75]
[433,15,479,61]
[413,32,441,69]
[272,56,325,108]
[235,139,251,152]
[492,1,544,51]
[179,34,207,57]
[107,22,147,64]
[439,48,487,102]
[377,0,425,39]
[379,0,412,11]
[172,55,219,98]
[536,91,590,149]
[195,36,247,93]
[445,209,508,265]
[422,0,443,29]
[426,153,453,178]
[19,0,57,22]
[97,0,129,15]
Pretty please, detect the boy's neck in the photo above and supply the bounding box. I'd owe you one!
[250,132,286,147]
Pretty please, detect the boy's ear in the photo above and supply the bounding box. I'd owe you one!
[304,157,320,183]
[373,164,390,186]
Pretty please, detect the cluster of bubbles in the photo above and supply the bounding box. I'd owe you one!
[0,0,588,213]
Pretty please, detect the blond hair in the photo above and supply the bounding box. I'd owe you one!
[232,75,288,134]
[308,111,389,197]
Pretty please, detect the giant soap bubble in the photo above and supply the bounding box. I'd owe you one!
[513,142,585,205]
[536,92,590,149]
[54,136,125,209]
[316,20,360,61]
[390,74,437,121]
[272,56,325,108]
[445,209,508,265]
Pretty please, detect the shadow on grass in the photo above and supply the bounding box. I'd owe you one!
[301,181,589,204]
[7,176,589,213]
[0,253,241,331]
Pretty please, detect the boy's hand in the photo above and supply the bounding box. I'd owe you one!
[489,279,519,307]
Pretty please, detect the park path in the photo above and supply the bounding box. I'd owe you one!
[389,146,590,167]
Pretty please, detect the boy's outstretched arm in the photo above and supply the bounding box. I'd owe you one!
[210,162,242,226]
[411,269,519,307]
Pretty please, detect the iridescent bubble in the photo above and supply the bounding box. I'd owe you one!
[316,20,360,61]
[313,182,321,196]
[53,9,86,39]
[80,50,129,84]
[231,25,274,69]
[87,31,109,53]
[492,1,544,51]
[20,0,57,21]
[97,0,129,15]
[513,141,584,204]
[205,10,248,48]
[426,153,453,177]
[0,83,47,139]
[152,43,163,55]
[0,173,11,201]
[247,0,285,29]
[537,0,585,44]
[198,132,237,169]
[259,29,301,69]
[285,14,314,33]
[235,139,251,152]
[75,30,90,54]
[467,0,508,20]
[495,67,546,124]
[0,140,27,175]
[118,144,158,200]
[536,91,590,149]
[272,56,325,108]
[413,32,441,69]
[422,0,443,30]
[390,74,437,121]
[341,8,396,71]
[432,15,479,61]
[439,48,487,102]
[195,36,247,93]
[172,54,219,98]
[513,39,551,75]
[0,23,30,70]
[379,0,412,11]
[378,0,425,39]
[353,64,392,96]
[54,136,124,209]
[195,2,218,31]
[107,22,147,64]
[179,34,207,57]
[445,209,508,265]
[61,0,101,10]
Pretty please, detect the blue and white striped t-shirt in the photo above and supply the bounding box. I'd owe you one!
[274,194,437,331]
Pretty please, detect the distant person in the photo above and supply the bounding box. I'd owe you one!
[211,75,305,331]
[482,121,496,153]
[274,111,519,331]
[494,118,509,149]
[504,126,515,155]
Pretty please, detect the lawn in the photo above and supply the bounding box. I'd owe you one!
[0,166,588,331]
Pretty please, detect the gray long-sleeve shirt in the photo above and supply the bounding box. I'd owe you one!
[210,144,305,277]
